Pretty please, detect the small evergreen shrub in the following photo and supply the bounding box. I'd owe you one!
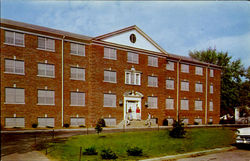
[32,123,38,128]
[162,119,168,126]
[194,122,199,125]
[95,123,103,135]
[169,120,186,138]
[79,125,85,128]
[82,146,98,155]
[208,121,213,124]
[97,118,106,127]
[100,148,118,160]
[127,146,143,156]
[63,123,70,128]
[46,126,53,128]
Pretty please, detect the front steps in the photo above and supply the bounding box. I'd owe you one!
[117,119,157,128]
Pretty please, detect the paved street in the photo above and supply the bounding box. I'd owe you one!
[177,149,250,161]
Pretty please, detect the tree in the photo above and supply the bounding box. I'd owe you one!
[239,67,250,107]
[169,120,186,138]
[189,47,245,115]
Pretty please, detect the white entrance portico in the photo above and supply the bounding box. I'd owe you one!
[123,91,143,121]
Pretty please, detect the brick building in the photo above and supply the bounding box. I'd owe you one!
[0,19,221,128]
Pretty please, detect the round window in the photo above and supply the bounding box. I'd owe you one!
[130,34,136,43]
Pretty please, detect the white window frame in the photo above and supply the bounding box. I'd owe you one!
[166,79,174,90]
[103,94,116,107]
[4,31,25,47]
[210,69,214,77]
[195,83,203,93]
[195,67,203,75]
[181,81,189,91]
[70,92,85,106]
[70,67,85,81]
[181,64,189,73]
[148,76,158,87]
[127,52,139,64]
[37,63,55,78]
[148,56,158,67]
[209,101,213,111]
[148,96,158,109]
[180,99,189,110]
[125,71,141,85]
[104,70,117,83]
[4,59,25,75]
[37,90,55,105]
[70,43,85,56]
[37,36,55,51]
[5,117,25,128]
[166,98,174,109]
[195,100,203,111]
[5,87,25,104]
[166,61,174,71]
[104,47,117,60]
[210,85,214,94]
[38,118,55,127]
[70,117,85,127]
[104,118,117,126]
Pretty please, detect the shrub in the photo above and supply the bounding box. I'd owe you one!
[46,126,53,128]
[97,118,106,127]
[100,148,118,160]
[82,146,98,155]
[79,125,85,128]
[169,120,186,138]
[95,123,103,135]
[194,122,199,125]
[32,123,38,128]
[162,119,168,126]
[63,123,70,128]
[208,121,213,125]
[127,146,143,156]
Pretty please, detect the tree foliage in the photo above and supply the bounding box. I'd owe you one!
[189,47,247,115]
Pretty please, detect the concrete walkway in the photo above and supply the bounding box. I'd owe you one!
[1,151,50,161]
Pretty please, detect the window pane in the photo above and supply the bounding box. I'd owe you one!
[38,90,45,104]
[70,67,77,79]
[5,59,14,73]
[195,101,202,110]
[47,91,54,104]
[15,61,24,74]
[181,64,189,73]
[181,100,189,110]
[148,97,157,108]
[46,38,55,50]
[38,64,46,76]
[209,101,213,111]
[125,72,130,84]
[38,37,45,49]
[77,68,85,80]
[78,44,85,56]
[71,92,77,105]
[5,88,15,103]
[166,98,174,109]
[166,61,174,70]
[210,69,214,77]
[15,88,25,103]
[110,71,116,82]
[5,31,14,44]
[46,64,54,77]
[104,94,116,107]
[70,43,78,54]
[166,80,174,89]
[104,71,110,82]
[15,33,24,46]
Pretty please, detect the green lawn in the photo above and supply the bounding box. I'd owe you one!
[45,128,235,161]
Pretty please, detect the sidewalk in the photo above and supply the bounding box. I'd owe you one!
[1,151,50,161]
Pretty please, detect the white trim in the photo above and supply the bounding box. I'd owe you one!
[37,103,55,106]
[37,75,55,78]
[4,102,25,104]
[4,42,25,48]
[123,96,142,121]
[4,72,25,75]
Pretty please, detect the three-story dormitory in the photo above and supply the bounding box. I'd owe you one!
[0,19,221,128]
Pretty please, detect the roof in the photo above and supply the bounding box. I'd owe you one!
[0,18,92,41]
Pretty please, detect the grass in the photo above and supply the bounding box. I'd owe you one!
[44,127,235,161]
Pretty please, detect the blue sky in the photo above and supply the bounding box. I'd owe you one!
[1,0,250,67]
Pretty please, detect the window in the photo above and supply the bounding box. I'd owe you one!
[104,48,116,60]
[5,118,25,128]
[148,76,158,87]
[209,101,213,111]
[148,56,158,67]
[70,43,85,56]
[195,100,203,111]
[166,61,174,71]
[38,118,54,127]
[182,118,189,125]
[38,90,55,105]
[209,118,213,123]
[125,72,141,85]
[210,69,214,77]
[127,52,139,64]
[210,85,214,94]
[167,118,174,125]
[195,83,203,93]
[166,79,174,89]
[103,94,116,107]
[148,96,158,109]
[38,37,55,51]
[38,63,55,77]
[194,118,202,125]
[181,64,189,73]
[5,88,25,104]
[70,118,85,127]
[181,99,189,110]
[5,31,24,46]
[5,59,24,75]
[181,81,189,91]
[166,98,174,109]
[104,118,116,126]
[70,92,85,106]
[195,67,203,75]
[104,70,116,83]
[70,67,85,81]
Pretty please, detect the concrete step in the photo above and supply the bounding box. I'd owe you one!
[117,120,157,128]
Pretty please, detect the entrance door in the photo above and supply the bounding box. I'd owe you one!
[127,101,138,120]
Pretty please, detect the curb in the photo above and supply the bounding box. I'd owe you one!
[140,146,236,161]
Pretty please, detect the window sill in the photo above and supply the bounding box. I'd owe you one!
[70,105,85,107]
[166,108,174,110]
[195,91,203,93]
[37,75,55,78]
[127,61,139,64]
[4,72,25,75]
[71,53,85,57]
[103,80,117,84]
[195,74,203,76]
[4,102,25,104]
[125,83,141,86]
[147,85,158,88]
[181,71,189,73]
[195,109,203,111]
[4,43,25,47]
[103,106,117,108]
[147,107,158,109]
[181,90,189,92]
[148,65,158,67]
[166,69,174,71]
[37,48,55,52]
[70,78,85,81]
[103,57,117,60]
[37,104,55,106]
[166,88,174,90]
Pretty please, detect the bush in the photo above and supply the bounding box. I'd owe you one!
[194,122,199,125]
[127,146,143,156]
[32,123,38,128]
[208,121,213,125]
[169,120,186,138]
[95,123,103,135]
[79,125,85,128]
[97,118,106,127]
[46,126,53,128]
[162,119,168,126]
[100,148,118,160]
[82,146,98,155]
[63,123,70,128]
